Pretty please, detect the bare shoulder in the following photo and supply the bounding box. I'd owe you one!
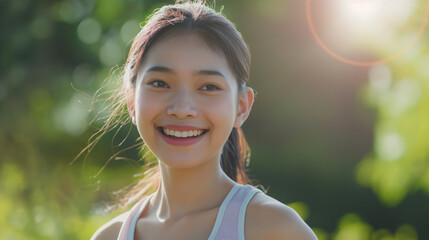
[245,192,318,240]
[90,210,130,240]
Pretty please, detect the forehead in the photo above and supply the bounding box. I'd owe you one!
[139,33,235,78]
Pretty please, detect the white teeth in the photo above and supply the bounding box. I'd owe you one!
[162,128,205,138]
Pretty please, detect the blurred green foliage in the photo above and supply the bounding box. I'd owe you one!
[353,0,429,206]
[1,0,428,239]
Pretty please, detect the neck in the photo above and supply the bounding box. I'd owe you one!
[150,155,237,223]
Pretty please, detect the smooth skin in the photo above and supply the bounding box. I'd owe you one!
[91,33,317,240]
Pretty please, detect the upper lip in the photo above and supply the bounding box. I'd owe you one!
[160,125,208,131]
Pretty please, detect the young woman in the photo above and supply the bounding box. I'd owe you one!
[90,1,317,239]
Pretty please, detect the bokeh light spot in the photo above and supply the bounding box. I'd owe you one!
[376,132,405,161]
[57,0,84,23]
[77,18,102,44]
[99,38,123,66]
[375,162,410,206]
[395,225,418,240]
[387,78,421,116]
[120,19,140,44]
[334,214,372,240]
[53,93,90,135]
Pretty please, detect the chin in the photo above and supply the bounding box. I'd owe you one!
[158,155,206,169]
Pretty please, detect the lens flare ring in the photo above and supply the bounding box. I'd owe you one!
[306,0,429,66]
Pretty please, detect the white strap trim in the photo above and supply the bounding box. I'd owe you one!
[238,187,262,240]
[118,194,154,240]
[117,199,142,240]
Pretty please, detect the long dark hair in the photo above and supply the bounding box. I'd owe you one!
[75,0,264,211]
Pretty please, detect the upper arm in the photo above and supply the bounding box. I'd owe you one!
[90,211,129,240]
[246,194,318,240]
[268,204,318,240]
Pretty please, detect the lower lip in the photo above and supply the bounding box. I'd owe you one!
[158,128,207,146]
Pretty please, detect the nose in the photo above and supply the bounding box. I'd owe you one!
[166,88,198,119]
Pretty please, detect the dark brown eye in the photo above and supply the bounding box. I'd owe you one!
[149,80,168,88]
[201,84,220,91]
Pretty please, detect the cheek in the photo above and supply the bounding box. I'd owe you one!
[135,92,164,125]
[200,94,236,127]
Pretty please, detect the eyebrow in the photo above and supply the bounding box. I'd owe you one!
[146,66,226,79]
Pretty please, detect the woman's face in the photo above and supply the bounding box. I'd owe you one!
[129,33,250,169]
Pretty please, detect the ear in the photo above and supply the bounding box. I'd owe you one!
[234,87,255,128]
[126,88,136,125]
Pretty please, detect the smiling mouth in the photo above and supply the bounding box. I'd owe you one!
[157,127,209,138]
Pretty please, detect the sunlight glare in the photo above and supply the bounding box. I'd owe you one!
[346,0,382,21]
[339,0,417,33]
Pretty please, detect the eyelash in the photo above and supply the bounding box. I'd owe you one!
[148,80,221,91]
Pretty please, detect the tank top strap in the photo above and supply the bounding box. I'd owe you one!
[237,185,263,240]
[117,194,153,240]
[212,184,263,240]
[118,184,262,240]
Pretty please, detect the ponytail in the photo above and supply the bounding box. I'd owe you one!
[221,127,252,185]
